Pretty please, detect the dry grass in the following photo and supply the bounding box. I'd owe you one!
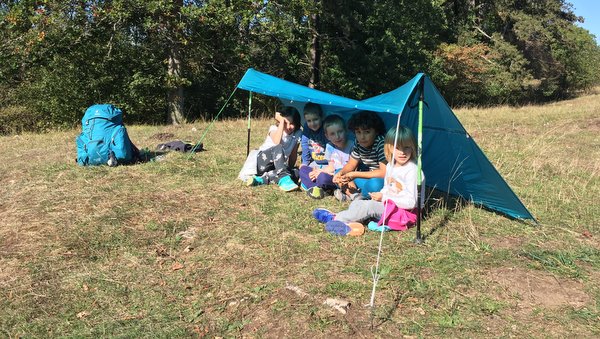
[0,92,599,337]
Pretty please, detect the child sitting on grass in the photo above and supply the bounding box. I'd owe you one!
[312,125,421,236]
[298,103,328,193]
[333,110,386,201]
[304,114,354,199]
[246,106,302,192]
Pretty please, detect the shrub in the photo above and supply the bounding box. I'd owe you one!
[0,106,46,135]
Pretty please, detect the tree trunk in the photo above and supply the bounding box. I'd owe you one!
[168,48,185,125]
[167,0,185,125]
[308,11,321,89]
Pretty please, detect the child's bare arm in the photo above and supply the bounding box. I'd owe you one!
[334,157,358,185]
[345,162,386,179]
[269,112,286,145]
[338,157,358,176]
[332,172,344,185]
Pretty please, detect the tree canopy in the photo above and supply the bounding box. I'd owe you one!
[1,0,598,132]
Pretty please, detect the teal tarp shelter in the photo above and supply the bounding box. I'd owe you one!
[237,68,535,221]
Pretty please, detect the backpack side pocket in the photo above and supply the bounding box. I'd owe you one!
[110,125,135,164]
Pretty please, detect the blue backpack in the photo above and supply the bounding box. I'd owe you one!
[76,104,137,166]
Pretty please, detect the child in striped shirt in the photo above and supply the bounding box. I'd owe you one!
[333,111,386,201]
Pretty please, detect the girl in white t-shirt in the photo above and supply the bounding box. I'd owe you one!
[246,107,302,192]
[312,125,422,235]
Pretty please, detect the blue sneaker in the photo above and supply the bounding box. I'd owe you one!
[367,221,391,232]
[312,208,335,223]
[325,220,365,236]
[300,182,308,191]
[278,175,299,192]
[246,176,265,186]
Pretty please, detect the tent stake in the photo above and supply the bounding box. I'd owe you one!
[415,77,425,244]
[247,91,253,156]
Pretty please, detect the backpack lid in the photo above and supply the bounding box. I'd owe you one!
[82,104,123,125]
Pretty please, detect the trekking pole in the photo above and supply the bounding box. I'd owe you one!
[415,76,424,244]
[247,91,253,156]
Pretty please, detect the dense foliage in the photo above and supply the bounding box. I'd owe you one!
[1,0,598,131]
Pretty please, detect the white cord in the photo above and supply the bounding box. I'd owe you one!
[368,114,403,307]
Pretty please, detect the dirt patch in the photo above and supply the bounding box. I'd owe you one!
[487,236,524,250]
[0,229,36,297]
[0,230,20,257]
[150,132,176,141]
[584,117,600,131]
[0,258,27,287]
[416,267,435,281]
[242,284,373,338]
[488,267,590,310]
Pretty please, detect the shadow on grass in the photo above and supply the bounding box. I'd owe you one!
[417,188,534,241]
[135,143,205,164]
[370,291,407,330]
[135,150,168,163]
[419,188,467,241]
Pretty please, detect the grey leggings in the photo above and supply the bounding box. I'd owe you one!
[256,144,291,183]
[335,199,384,223]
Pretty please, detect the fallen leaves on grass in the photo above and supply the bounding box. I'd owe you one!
[76,311,90,319]
[155,245,170,258]
[285,282,309,298]
[323,298,351,314]
[172,262,184,271]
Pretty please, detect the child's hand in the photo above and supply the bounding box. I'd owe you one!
[309,168,320,181]
[333,173,342,184]
[369,192,383,201]
[275,111,283,122]
[335,174,347,185]
[340,177,351,186]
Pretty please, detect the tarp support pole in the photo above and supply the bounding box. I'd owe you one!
[415,77,425,244]
[247,92,253,156]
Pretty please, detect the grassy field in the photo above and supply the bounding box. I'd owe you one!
[1,91,598,338]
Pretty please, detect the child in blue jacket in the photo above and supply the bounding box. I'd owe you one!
[298,103,328,193]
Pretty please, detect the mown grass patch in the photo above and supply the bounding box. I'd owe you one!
[1,92,599,337]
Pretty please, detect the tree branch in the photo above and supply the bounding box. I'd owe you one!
[475,26,493,40]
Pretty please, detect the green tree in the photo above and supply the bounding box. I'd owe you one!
[318,0,446,98]
[1,0,599,132]
[433,0,599,104]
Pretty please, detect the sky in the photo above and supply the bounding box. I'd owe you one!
[568,0,600,43]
